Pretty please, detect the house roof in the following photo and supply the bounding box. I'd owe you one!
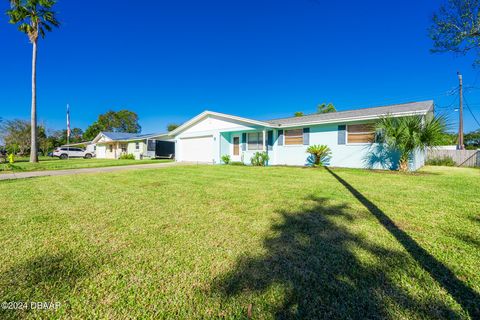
[92,131,169,143]
[168,110,273,136]
[265,100,434,127]
[168,100,434,136]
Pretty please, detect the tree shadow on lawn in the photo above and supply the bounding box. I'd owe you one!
[213,196,462,319]
[0,251,96,319]
[325,167,480,319]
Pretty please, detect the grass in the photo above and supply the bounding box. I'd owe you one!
[0,156,172,174]
[0,165,479,319]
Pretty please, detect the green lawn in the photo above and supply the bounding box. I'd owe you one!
[1,165,479,319]
[0,157,172,174]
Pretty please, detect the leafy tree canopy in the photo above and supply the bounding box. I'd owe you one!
[83,110,141,140]
[294,111,304,117]
[167,123,180,132]
[316,103,336,114]
[430,0,480,64]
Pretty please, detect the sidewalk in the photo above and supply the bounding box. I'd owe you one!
[0,161,184,180]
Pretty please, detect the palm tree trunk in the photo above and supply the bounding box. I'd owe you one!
[30,39,38,163]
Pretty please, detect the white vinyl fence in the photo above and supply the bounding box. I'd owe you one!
[426,149,479,167]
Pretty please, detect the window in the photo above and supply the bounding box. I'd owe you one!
[109,145,113,152]
[285,129,304,145]
[347,124,375,143]
[135,142,140,150]
[93,145,96,151]
[121,144,127,153]
[247,132,264,150]
[147,140,156,151]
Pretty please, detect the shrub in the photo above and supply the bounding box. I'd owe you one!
[221,154,231,164]
[250,152,269,166]
[119,153,135,160]
[306,145,331,166]
[426,156,455,166]
[8,154,15,164]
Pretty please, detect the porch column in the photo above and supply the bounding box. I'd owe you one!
[263,129,266,151]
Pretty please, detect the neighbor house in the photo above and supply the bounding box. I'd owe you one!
[168,101,434,170]
[92,132,174,160]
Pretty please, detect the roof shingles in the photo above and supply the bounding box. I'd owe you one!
[265,100,433,126]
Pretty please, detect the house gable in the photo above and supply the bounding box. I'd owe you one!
[173,113,266,137]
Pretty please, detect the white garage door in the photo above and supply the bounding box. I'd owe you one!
[96,145,106,158]
[180,136,214,162]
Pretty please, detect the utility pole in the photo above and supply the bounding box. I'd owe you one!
[457,72,464,150]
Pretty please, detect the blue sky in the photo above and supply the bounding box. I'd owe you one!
[1,0,480,134]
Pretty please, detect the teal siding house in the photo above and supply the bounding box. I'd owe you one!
[168,101,434,171]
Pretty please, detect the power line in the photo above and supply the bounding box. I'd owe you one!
[463,95,480,128]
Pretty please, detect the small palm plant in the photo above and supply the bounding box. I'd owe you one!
[375,114,447,172]
[306,144,331,166]
[7,0,60,163]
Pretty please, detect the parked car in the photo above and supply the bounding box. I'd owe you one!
[52,147,94,159]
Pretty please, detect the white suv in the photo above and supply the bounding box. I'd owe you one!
[53,147,94,159]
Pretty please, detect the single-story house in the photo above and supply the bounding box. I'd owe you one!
[92,132,174,160]
[168,100,434,170]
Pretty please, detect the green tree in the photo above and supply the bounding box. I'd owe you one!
[7,0,60,162]
[0,119,49,156]
[316,103,336,114]
[430,0,480,64]
[294,112,304,117]
[376,115,448,172]
[306,144,332,166]
[167,123,180,132]
[83,110,141,140]
[465,129,480,148]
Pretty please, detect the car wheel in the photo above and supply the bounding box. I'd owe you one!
[84,153,92,159]
[60,154,68,160]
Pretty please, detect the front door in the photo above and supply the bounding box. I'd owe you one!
[232,136,240,161]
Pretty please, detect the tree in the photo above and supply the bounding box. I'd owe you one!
[306,145,332,166]
[465,129,480,148]
[7,0,60,162]
[294,112,304,117]
[430,0,480,64]
[376,115,448,172]
[317,103,336,114]
[83,110,141,140]
[0,119,48,155]
[167,123,180,132]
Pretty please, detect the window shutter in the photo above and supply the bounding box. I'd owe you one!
[303,128,310,145]
[241,133,247,151]
[277,130,284,146]
[267,131,274,150]
[338,125,346,144]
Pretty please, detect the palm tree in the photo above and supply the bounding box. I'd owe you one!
[7,0,60,163]
[376,114,447,172]
[306,144,332,166]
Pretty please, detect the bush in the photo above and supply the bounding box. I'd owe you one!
[306,145,331,166]
[119,153,135,160]
[230,161,245,166]
[250,152,269,166]
[426,157,455,166]
[221,154,231,164]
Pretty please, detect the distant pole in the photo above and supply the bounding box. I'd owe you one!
[66,104,70,159]
[457,72,464,150]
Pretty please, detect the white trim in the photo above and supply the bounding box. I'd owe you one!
[169,111,273,136]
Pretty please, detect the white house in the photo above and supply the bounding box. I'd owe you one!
[168,101,434,170]
[92,132,173,160]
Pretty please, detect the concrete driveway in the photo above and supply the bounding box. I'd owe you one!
[0,161,186,181]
